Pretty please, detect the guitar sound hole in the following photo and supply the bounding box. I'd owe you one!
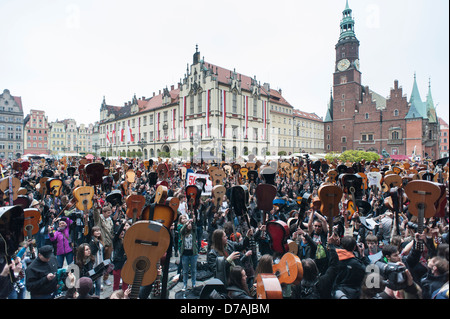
[135,259,148,271]
[417,203,426,210]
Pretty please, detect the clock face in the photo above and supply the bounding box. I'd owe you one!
[354,59,360,70]
[337,59,350,71]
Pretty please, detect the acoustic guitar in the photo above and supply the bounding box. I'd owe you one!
[210,168,226,186]
[121,220,170,299]
[0,205,25,283]
[318,184,343,236]
[272,252,303,285]
[0,176,21,203]
[46,178,63,197]
[23,208,41,258]
[266,220,290,255]
[142,204,176,229]
[73,186,95,236]
[404,180,441,250]
[154,185,168,205]
[256,274,283,299]
[126,194,146,224]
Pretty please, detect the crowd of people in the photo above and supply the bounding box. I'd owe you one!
[0,154,448,300]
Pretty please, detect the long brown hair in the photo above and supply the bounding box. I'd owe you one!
[255,254,273,276]
[228,265,250,295]
[211,229,228,257]
[75,243,95,268]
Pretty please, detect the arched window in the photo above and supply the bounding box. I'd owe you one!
[394,109,399,117]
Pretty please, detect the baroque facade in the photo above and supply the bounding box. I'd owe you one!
[0,89,24,159]
[99,47,323,160]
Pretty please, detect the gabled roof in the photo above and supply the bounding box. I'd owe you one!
[293,109,323,122]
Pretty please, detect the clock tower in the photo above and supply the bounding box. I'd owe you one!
[331,0,362,152]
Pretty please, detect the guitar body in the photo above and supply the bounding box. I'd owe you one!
[266,220,290,255]
[273,252,303,285]
[230,185,249,216]
[382,174,402,193]
[23,208,41,237]
[255,184,277,212]
[327,169,339,183]
[166,197,180,215]
[0,176,21,201]
[73,186,95,211]
[154,185,168,204]
[186,185,201,211]
[210,169,226,186]
[212,185,226,208]
[239,167,249,184]
[85,162,105,186]
[142,204,176,229]
[0,205,25,257]
[126,194,146,223]
[434,183,447,218]
[287,239,298,255]
[248,170,258,183]
[46,178,63,197]
[256,274,283,299]
[318,184,343,231]
[121,221,170,298]
[404,180,440,219]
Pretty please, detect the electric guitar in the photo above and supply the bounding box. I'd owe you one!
[121,220,170,299]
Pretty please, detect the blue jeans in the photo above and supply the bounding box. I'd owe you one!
[181,254,198,288]
[56,251,74,268]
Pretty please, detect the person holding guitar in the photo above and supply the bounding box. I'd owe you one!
[179,216,199,291]
[93,205,114,287]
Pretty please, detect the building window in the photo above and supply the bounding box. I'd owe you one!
[365,113,369,119]
[394,109,399,117]
[392,131,399,140]
[342,137,347,143]
[232,92,237,114]
[197,93,202,113]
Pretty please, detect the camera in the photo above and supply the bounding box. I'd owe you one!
[407,222,418,231]
[374,261,408,290]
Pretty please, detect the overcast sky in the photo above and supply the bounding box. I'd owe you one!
[1,0,448,127]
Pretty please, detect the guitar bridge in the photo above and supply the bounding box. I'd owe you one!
[135,239,158,246]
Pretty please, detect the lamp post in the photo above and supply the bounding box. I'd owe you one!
[92,143,100,157]
[137,138,147,159]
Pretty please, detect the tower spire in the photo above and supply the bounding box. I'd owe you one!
[339,0,356,41]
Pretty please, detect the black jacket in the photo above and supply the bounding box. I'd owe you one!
[25,256,58,296]
[227,285,253,299]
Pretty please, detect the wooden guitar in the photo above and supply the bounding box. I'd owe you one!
[73,186,95,236]
[85,162,105,186]
[46,178,63,197]
[210,168,226,186]
[318,184,343,236]
[126,194,146,224]
[0,176,21,203]
[327,169,339,184]
[382,174,402,193]
[0,205,25,283]
[404,180,441,250]
[272,252,303,285]
[121,220,170,299]
[142,204,176,230]
[433,183,447,218]
[340,173,362,220]
[23,208,40,258]
[256,274,283,299]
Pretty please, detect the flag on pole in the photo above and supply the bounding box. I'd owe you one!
[207,90,211,137]
[121,126,124,142]
[222,90,226,138]
[126,121,134,143]
[183,96,187,139]
[172,108,176,140]
[244,96,248,138]
[157,112,160,140]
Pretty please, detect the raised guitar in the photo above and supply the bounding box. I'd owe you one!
[121,220,170,299]
[318,184,343,236]
[126,194,146,224]
[404,180,441,250]
[272,252,303,285]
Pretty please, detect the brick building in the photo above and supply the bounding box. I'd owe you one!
[439,117,449,158]
[324,1,440,160]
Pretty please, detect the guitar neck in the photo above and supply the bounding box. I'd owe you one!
[130,270,145,299]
